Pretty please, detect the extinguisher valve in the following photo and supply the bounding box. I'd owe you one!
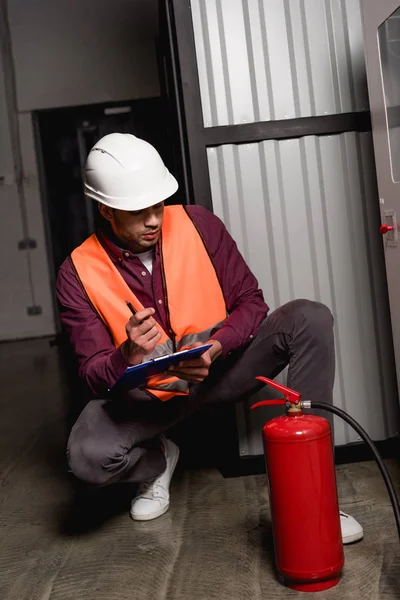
[301,400,312,409]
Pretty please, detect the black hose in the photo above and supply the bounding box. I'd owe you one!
[311,402,400,540]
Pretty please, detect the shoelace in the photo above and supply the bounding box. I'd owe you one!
[137,478,167,501]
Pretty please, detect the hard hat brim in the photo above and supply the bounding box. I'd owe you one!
[85,171,179,212]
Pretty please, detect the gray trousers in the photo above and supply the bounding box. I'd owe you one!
[67,299,335,486]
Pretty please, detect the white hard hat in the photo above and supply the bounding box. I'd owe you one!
[84,133,178,211]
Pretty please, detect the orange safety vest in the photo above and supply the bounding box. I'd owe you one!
[70,205,227,401]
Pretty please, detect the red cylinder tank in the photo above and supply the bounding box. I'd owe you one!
[252,377,344,592]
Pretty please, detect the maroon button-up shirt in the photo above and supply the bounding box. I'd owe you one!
[56,205,269,396]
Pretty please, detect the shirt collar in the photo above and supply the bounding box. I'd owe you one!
[97,229,160,263]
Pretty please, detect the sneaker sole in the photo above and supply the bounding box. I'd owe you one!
[342,531,364,545]
[130,443,180,522]
[131,501,170,522]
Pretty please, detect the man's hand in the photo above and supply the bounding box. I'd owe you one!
[122,307,162,366]
[167,339,222,383]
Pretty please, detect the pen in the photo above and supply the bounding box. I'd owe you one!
[126,300,144,325]
[126,301,136,316]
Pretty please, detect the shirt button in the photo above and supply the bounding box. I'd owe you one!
[124,252,129,258]
[141,271,146,276]
[158,299,163,305]
[249,335,254,339]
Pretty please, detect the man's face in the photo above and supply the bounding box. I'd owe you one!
[99,202,164,253]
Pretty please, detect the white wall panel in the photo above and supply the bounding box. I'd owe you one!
[207,133,399,450]
[192,0,369,126]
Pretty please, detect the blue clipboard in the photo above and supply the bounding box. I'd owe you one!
[110,344,212,394]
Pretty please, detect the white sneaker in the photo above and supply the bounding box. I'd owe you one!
[340,511,364,544]
[130,437,179,522]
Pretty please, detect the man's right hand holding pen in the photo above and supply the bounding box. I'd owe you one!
[122,307,162,366]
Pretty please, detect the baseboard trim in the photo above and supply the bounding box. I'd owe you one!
[334,437,400,465]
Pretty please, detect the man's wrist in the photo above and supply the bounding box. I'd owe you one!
[208,339,222,362]
[121,340,143,366]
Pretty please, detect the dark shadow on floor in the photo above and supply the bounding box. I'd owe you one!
[58,482,138,536]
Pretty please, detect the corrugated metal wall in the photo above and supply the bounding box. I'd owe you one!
[207,134,398,449]
[191,0,369,126]
[190,0,399,450]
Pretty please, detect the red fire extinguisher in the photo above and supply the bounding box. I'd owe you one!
[252,376,344,593]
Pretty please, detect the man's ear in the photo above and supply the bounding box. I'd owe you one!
[98,202,113,222]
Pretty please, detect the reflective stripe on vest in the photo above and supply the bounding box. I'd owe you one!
[70,205,227,401]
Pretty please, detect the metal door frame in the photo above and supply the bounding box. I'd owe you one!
[361,0,400,392]
[165,0,391,456]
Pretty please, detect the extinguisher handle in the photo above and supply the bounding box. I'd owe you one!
[255,376,301,403]
[251,399,287,410]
